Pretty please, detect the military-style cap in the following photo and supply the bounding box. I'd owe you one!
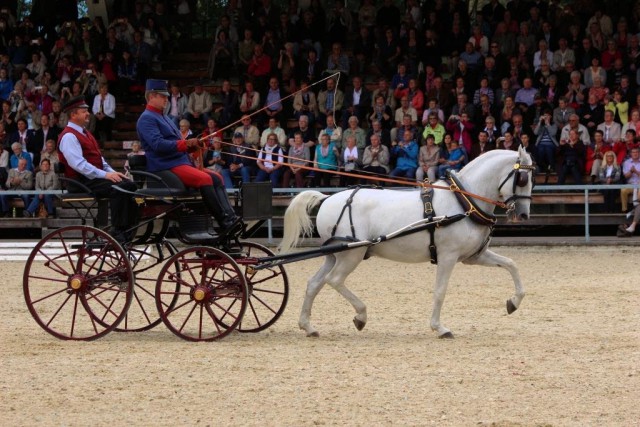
[145,79,170,96]
[62,96,89,113]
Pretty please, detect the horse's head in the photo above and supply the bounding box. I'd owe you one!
[498,146,535,222]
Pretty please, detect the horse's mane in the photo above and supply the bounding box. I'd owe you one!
[458,149,531,178]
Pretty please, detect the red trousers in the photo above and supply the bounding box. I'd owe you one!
[170,164,223,188]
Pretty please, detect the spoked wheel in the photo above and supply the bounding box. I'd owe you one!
[115,240,180,332]
[234,242,289,332]
[23,226,133,341]
[155,246,248,341]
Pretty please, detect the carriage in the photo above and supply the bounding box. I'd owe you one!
[22,156,289,341]
[23,148,536,341]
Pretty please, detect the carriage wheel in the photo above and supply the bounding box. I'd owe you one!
[23,226,133,341]
[155,246,248,341]
[115,240,180,332]
[233,242,289,333]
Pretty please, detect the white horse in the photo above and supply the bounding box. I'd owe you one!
[279,147,535,338]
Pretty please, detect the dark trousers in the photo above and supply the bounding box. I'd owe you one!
[602,189,618,213]
[557,162,582,185]
[535,144,556,171]
[78,177,139,229]
[95,116,114,143]
[313,170,337,187]
[282,168,307,188]
[362,165,388,186]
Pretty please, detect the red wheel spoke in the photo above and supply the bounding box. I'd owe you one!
[183,260,201,286]
[177,302,198,333]
[216,297,239,324]
[251,286,286,296]
[198,304,204,340]
[39,251,73,277]
[210,298,241,322]
[85,288,125,321]
[31,287,69,305]
[242,298,263,329]
[247,270,281,286]
[134,280,157,298]
[204,303,223,335]
[58,234,78,273]
[164,298,195,316]
[45,291,74,327]
[131,290,153,325]
[27,274,68,284]
[70,293,79,338]
[247,293,278,315]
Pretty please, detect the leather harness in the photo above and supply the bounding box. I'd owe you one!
[324,162,531,264]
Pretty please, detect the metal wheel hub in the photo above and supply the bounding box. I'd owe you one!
[68,274,86,292]
[192,286,210,303]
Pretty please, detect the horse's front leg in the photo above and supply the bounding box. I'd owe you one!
[431,256,458,338]
[463,249,525,314]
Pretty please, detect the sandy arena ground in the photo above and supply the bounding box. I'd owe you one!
[1,245,639,426]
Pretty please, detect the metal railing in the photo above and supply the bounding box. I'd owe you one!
[2,185,637,243]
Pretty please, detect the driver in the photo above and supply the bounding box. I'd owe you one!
[57,96,139,242]
[136,79,241,235]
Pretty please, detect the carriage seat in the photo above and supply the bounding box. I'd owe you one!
[127,155,199,199]
[54,162,96,200]
[54,162,108,226]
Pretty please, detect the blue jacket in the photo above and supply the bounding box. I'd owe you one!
[0,79,13,101]
[391,140,418,170]
[136,107,191,172]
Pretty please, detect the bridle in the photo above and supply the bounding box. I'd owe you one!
[498,160,536,216]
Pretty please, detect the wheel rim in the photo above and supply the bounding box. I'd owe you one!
[115,240,179,332]
[155,246,248,341]
[234,242,289,333]
[23,226,133,341]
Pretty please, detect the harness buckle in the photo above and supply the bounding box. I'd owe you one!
[424,202,433,215]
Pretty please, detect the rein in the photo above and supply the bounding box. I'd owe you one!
[198,142,517,209]
[185,74,531,210]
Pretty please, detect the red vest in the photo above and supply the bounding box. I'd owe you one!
[58,127,103,179]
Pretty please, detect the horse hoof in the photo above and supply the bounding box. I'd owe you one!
[506,299,517,314]
[306,331,320,338]
[353,318,366,331]
[439,331,454,339]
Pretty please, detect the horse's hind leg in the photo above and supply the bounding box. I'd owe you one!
[299,255,336,337]
[324,248,368,332]
[463,249,525,314]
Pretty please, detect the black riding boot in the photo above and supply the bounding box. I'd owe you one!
[200,185,242,234]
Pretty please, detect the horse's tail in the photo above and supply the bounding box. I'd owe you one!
[279,190,330,253]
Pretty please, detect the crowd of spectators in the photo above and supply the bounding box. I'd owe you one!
[4,0,640,217]
[193,0,640,213]
[0,0,188,216]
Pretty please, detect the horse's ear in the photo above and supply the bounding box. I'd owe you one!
[518,145,526,158]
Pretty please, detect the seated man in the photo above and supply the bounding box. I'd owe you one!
[621,147,640,212]
[221,132,254,188]
[0,157,33,217]
[317,77,344,128]
[57,96,138,241]
[255,133,284,187]
[136,79,241,235]
[389,129,418,179]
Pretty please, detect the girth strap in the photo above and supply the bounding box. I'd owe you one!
[420,180,438,264]
[330,187,362,239]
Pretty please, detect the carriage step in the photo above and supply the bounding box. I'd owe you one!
[181,232,220,245]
